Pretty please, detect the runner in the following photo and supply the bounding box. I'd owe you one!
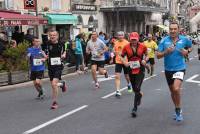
[144,33,158,75]
[113,31,132,97]
[27,37,47,99]
[121,32,149,117]
[156,21,192,122]
[86,31,108,88]
[47,30,67,109]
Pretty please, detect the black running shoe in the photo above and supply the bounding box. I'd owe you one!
[131,108,137,118]
[104,71,108,78]
[61,81,67,92]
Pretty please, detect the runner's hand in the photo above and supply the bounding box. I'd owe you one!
[164,46,175,56]
[180,48,188,56]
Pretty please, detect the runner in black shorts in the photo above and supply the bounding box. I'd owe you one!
[47,30,67,109]
[113,31,132,97]
[27,37,47,99]
[86,31,108,88]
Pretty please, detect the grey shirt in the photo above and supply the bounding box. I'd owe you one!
[86,38,106,61]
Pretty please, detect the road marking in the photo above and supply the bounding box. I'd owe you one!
[102,87,127,99]
[186,74,200,84]
[102,74,157,99]
[189,58,194,60]
[155,89,162,91]
[161,70,165,73]
[194,55,198,58]
[97,75,115,82]
[23,105,88,134]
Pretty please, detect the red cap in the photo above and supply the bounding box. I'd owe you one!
[129,32,139,41]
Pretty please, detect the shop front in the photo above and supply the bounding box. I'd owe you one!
[44,13,78,41]
[0,10,47,42]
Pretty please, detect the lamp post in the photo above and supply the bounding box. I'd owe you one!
[113,0,123,32]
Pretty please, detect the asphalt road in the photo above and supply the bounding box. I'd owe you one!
[0,47,200,134]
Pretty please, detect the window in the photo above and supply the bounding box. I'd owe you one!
[0,2,4,9]
[5,0,14,9]
[52,0,61,10]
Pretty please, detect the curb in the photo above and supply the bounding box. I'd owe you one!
[0,64,115,92]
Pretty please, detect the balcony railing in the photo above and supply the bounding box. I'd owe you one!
[100,0,166,8]
[100,0,168,13]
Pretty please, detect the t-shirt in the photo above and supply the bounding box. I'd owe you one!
[47,41,65,69]
[158,35,192,71]
[144,40,158,58]
[114,39,129,64]
[27,47,45,71]
[86,38,106,61]
[121,42,147,74]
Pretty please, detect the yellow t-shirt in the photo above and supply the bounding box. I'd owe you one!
[144,40,158,58]
[114,39,129,64]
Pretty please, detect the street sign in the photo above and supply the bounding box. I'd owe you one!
[24,0,36,10]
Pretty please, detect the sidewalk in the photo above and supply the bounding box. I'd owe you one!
[0,64,115,92]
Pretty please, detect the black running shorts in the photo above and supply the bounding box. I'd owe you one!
[115,63,129,74]
[165,70,185,86]
[30,71,44,80]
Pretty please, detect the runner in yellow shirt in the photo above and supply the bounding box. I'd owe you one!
[113,31,132,97]
[144,34,158,76]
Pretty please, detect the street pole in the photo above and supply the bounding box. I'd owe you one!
[116,6,120,32]
[35,0,39,37]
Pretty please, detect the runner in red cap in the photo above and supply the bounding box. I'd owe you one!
[121,32,149,117]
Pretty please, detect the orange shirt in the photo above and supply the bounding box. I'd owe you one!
[114,39,129,64]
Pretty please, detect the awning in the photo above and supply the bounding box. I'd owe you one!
[45,14,78,25]
[156,24,169,31]
[0,10,48,26]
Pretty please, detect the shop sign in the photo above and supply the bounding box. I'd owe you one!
[24,0,37,10]
[73,4,97,11]
[0,20,48,26]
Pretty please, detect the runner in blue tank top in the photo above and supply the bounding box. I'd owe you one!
[156,21,192,122]
[27,37,47,99]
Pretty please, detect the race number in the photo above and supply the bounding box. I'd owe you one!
[50,57,61,65]
[33,59,43,66]
[130,61,140,69]
[173,72,184,80]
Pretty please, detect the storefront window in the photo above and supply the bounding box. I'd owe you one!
[52,0,61,10]
[5,0,14,9]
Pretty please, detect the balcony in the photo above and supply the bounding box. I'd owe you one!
[100,0,168,13]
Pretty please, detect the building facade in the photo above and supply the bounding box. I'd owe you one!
[98,0,169,35]
[71,0,99,34]
[1,0,77,40]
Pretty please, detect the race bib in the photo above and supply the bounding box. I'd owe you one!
[33,59,43,66]
[173,72,184,80]
[147,48,152,53]
[130,61,140,69]
[50,57,61,65]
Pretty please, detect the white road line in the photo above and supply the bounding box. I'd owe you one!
[186,74,200,84]
[189,58,194,60]
[23,105,88,134]
[155,89,162,91]
[161,70,165,73]
[102,74,157,99]
[194,55,198,58]
[144,74,157,80]
[102,87,127,99]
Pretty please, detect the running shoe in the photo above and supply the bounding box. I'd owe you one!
[104,71,108,78]
[131,107,137,118]
[95,82,100,89]
[175,113,183,122]
[115,90,121,97]
[127,84,133,93]
[173,110,183,121]
[39,89,45,99]
[51,101,58,109]
[61,81,67,92]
